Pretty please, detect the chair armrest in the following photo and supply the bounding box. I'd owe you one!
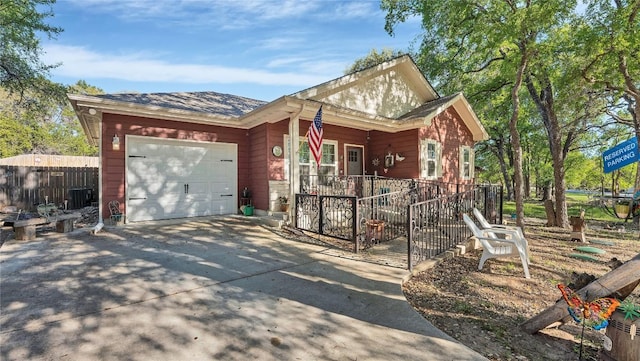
[474,235,522,246]
[480,228,522,239]
[490,224,522,232]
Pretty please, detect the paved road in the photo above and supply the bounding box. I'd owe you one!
[0,216,486,361]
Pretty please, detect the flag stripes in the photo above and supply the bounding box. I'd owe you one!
[309,106,323,167]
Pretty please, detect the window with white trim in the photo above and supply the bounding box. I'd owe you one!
[420,139,441,179]
[284,135,338,180]
[460,146,474,180]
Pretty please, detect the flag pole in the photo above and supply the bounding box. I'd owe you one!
[295,129,309,154]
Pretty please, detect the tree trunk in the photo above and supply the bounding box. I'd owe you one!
[544,199,556,227]
[493,137,513,201]
[541,181,552,201]
[525,74,569,228]
[510,53,528,230]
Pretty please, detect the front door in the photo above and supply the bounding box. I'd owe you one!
[346,146,363,176]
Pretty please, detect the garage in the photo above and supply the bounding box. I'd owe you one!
[126,136,237,222]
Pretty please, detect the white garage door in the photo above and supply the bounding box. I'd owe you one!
[126,136,237,222]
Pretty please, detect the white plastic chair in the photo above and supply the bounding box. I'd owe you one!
[463,214,531,279]
[473,207,529,261]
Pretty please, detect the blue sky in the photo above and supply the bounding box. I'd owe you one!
[42,0,422,101]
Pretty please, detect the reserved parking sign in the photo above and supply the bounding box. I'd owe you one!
[603,137,639,173]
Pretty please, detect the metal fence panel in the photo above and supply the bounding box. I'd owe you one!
[407,185,503,270]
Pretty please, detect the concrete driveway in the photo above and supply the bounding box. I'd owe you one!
[1,216,486,361]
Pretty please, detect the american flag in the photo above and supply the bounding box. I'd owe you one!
[308,106,323,168]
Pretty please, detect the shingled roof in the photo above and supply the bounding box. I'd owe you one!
[397,93,459,122]
[96,91,268,117]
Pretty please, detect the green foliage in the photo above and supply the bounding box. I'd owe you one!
[381,0,639,220]
[345,48,406,74]
[0,0,66,108]
[0,80,101,157]
[0,114,34,157]
[502,193,622,222]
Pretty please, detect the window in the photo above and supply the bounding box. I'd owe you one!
[420,139,441,179]
[460,146,474,180]
[284,135,338,181]
[348,150,358,162]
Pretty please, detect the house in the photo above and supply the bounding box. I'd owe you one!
[69,55,488,223]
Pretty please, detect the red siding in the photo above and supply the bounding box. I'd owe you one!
[247,123,269,210]
[299,120,369,176]
[267,120,289,181]
[419,107,474,184]
[368,129,420,178]
[101,114,249,217]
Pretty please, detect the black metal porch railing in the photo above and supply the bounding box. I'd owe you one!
[407,185,503,270]
[294,194,357,242]
[355,190,412,252]
[299,175,458,199]
[294,176,503,268]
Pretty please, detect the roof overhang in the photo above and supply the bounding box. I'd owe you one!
[69,93,449,146]
[396,93,488,141]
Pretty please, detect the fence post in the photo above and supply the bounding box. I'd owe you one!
[499,185,504,224]
[352,197,358,253]
[294,194,298,228]
[407,204,413,270]
[318,195,324,235]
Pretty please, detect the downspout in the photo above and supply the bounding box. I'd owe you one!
[93,112,104,234]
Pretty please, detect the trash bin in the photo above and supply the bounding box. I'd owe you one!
[243,205,254,216]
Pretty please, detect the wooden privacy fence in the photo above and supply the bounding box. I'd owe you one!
[0,166,98,211]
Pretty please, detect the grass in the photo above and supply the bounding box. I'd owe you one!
[502,193,625,223]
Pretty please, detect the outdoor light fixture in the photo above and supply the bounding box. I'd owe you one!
[112,134,120,150]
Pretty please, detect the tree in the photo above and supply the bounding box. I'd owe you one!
[577,0,640,188]
[0,81,101,157]
[0,0,66,108]
[344,48,405,74]
[382,1,617,228]
[382,0,581,228]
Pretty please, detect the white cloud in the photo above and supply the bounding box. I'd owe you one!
[43,44,332,87]
[332,2,380,19]
[64,0,339,28]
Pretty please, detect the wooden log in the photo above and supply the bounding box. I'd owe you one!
[13,217,49,227]
[521,253,640,334]
[14,217,49,241]
[56,219,74,233]
[15,225,37,241]
[54,213,80,233]
[569,214,586,242]
[13,213,80,239]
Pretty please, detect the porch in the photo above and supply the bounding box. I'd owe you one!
[293,175,503,270]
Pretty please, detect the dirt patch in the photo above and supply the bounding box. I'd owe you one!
[403,218,640,360]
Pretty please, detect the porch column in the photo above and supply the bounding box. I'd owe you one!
[289,108,302,221]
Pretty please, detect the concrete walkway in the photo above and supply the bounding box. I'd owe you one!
[0,216,486,361]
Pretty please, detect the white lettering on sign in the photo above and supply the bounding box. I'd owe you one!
[606,151,636,169]
[604,141,637,162]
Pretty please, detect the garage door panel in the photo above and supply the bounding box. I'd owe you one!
[212,197,234,215]
[187,160,215,178]
[127,137,236,222]
[127,198,178,221]
[183,198,213,217]
[186,181,209,196]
